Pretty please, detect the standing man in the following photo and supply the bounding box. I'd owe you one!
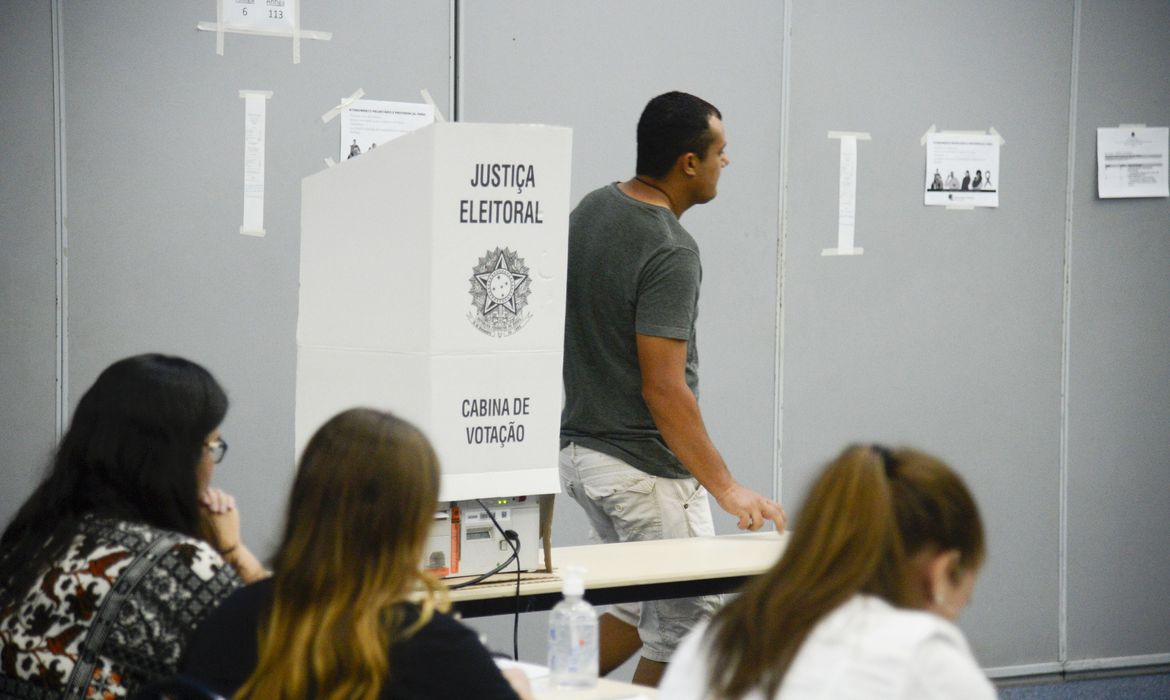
[559,91,786,687]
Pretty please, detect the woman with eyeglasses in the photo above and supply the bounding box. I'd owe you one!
[660,444,996,700]
[0,354,265,699]
[182,408,533,700]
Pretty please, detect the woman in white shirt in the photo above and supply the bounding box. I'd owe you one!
[660,445,995,700]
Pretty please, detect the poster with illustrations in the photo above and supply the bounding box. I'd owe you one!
[925,133,1000,208]
[339,99,435,161]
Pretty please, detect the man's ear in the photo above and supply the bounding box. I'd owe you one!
[678,151,700,177]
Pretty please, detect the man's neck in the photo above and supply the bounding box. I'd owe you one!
[619,176,689,218]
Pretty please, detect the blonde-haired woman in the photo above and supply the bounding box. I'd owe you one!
[182,408,529,699]
[660,445,996,699]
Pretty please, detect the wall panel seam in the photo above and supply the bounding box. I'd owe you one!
[450,0,460,121]
[1058,0,1083,667]
[772,0,794,506]
[51,0,68,437]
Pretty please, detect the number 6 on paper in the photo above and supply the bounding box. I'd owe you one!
[222,0,295,32]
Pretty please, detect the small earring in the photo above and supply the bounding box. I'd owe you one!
[934,590,945,607]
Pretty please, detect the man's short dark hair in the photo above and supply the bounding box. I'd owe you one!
[636,91,722,179]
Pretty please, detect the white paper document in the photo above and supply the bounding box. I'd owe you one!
[1097,127,1169,198]
[339,99,435,161]
[822,132,868,256]
[837,136,858,248]
[925,133,1000,208]
[239,90,272,237]
[222,0,295,32]
[494,658,550,681]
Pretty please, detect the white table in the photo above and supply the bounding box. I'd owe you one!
[449,531,787,618]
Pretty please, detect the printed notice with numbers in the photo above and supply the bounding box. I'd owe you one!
[223,0,295,32]
[1097,127,1168,198]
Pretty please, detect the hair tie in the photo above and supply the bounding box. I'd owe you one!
[872,444,897,478]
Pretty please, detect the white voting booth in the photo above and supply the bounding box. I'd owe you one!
[297,122,572,574]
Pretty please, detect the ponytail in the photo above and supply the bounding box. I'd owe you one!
[705,445,984,699]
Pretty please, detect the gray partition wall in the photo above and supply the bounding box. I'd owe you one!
[0,3,59,520]
[1,0,1167,681]
[779,1,1074,671]
[1066,0,1170,668]
[20,2,456,554]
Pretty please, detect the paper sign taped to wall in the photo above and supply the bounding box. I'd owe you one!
[239,90,272,236]
[1097,127,1169,198]
[822,131,868,256]
[924,133,1000,208]
[222,0,295,32]
[339,99,435,161]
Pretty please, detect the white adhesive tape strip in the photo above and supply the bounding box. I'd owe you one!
[196,22,332,41]
[827,130,871,140]
[821,246,865,256]
[920,124,938,146]
[215,2,225,56]
[922,126,1003,144]
[945,204,976,211]
[324,157,336,168]
[291,0,301,65]
[421,89,446,123]
[320,88,365,124]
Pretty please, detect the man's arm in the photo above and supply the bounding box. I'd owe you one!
[636,334,786,531]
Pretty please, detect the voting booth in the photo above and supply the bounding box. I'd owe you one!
[296,122,572,572]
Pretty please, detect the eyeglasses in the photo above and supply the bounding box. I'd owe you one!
[204,437,229,464]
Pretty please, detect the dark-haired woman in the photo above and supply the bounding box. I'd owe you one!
[183,408,531,700]
[0,354,265,699]
[660,445,996,700]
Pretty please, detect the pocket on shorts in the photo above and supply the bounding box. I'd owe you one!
[581,471,655,500]
[581,472,659,541]
[681,482,716,538]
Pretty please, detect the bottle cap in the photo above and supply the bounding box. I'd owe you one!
[561,565,586,596]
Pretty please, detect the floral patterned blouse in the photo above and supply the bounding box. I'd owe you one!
[0,516,242,699]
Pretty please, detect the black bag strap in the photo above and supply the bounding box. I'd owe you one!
[63,531,182,697]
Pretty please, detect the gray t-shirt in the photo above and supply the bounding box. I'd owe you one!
[560,183,700,479]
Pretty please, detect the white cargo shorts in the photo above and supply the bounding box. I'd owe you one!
[558,442,723,661]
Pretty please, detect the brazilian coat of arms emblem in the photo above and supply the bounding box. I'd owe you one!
[467,247,532,337]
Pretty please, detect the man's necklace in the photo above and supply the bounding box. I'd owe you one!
[634,177,676,211]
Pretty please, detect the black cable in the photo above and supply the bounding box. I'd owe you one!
[460,501,526,660]
[508,530,521,661]
[497,530,520,661]
[446,548,517,589]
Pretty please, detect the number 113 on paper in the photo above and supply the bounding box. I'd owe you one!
[223,0,296,31]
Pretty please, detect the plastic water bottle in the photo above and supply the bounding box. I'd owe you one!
[548,565,598,688]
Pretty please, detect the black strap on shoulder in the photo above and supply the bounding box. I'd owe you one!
[62,531,182,697]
